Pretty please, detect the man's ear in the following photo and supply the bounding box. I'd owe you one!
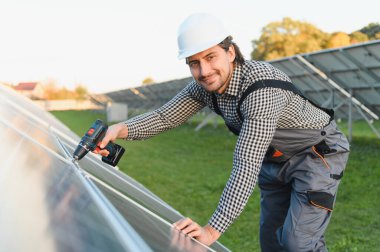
[228,45,236,63]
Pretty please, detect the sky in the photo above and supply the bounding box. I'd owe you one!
[1,0,379,94]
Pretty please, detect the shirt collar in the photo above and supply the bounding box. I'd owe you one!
[221,63,243,97]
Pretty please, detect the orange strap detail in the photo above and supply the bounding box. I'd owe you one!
[312,146,330,169]
[272,149,284,157]
[310,200,333,212]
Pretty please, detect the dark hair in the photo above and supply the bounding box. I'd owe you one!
[185,36,245,65]
[218,36,245,65]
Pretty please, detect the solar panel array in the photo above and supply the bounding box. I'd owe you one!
[106,77,193,111]
[268,39,380,121]
[0,84,231,252]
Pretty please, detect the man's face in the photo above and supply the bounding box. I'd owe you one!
[187,45,235,94]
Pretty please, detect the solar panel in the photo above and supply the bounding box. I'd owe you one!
[269,39,380,139]
[0,107,145,252]
[106,77,192,110]
[0,84,231,252]
[269,40,380,119]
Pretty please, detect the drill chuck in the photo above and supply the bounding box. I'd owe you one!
[73,143,90,161]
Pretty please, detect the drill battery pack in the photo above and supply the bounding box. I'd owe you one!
[101,143,125,167]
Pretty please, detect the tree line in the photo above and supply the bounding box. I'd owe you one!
[251,18,380,60]
[42,80,88,100]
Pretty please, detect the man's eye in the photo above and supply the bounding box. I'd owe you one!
[189,62,198,67]
[207,55,215,61]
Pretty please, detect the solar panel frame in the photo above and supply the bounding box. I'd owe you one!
[0,84,231,252]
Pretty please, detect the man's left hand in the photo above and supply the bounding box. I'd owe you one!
[173,218,221,246]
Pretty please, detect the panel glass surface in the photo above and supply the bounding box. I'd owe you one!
[0,99,64,155]
[0,85,79,140]
[93,179,226,252]
[0,124,130,252]
[65,142,181,216]
[64,145,230,252]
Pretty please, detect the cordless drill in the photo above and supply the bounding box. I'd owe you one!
[73,119,125,167]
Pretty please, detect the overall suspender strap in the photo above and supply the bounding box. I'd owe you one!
[211,79,334,135]
[237,79,334,122]
[211,93,241,135]
[211,93,223,116]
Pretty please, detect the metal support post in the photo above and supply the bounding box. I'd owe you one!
[195,113,217,132]
[348,89,353,142]
[296,55,379,120]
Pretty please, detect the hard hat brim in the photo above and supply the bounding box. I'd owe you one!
[177,33,230,60]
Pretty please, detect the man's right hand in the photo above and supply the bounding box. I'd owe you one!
[93,122,129,157]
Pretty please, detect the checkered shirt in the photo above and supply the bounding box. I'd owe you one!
[125,60,330,234]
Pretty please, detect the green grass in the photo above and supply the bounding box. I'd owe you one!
[51,110,380,251]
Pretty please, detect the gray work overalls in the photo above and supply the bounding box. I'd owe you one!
[212,80,350,252]
[259,121,349,252]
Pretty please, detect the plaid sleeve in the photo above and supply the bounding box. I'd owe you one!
[125,82,206,140]
[208,88,287,233]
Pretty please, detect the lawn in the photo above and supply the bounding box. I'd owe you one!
[51,110,380,252]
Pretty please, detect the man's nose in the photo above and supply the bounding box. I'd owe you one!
[199,61,212,77]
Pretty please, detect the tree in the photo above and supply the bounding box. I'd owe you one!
[42,79,88,100]
[251,17,328,61]
[250,19,380,61]
[142,77,155,85]
[55,87,72,100]
[359,23,380,39]
[74,84,88,100]
[326,32,351,48]
[43,79,59,100]
[349,31,369,44]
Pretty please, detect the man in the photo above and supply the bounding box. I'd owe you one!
[96,13,350,251]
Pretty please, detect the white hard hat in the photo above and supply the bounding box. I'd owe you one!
[177,13,230,60]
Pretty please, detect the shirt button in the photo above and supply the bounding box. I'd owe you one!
[321,131,326,136]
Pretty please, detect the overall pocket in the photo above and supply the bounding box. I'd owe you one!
[307,191,335,212]
[311,135,350,180]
